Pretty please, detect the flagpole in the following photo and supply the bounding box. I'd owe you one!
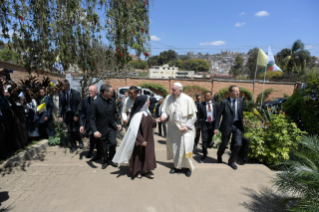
[252,64,258,102]
[260,69,267,108]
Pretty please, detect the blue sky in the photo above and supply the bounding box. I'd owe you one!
[147,0,319,57]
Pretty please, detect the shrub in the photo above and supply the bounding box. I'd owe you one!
[183,85,208,99]
[256,88,275,104]
[301,73,319,135]
[217,86,252,102]
[273,135,319,211]
[283,90,303,128]
[138,82,168,97]
[48,137,61,146]
[129,60,147,69]
[244,110,307,165]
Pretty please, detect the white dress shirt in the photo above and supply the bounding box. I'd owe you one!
[65,90,71,111]
[206,100,214,122]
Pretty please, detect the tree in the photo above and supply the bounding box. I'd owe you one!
[0,47,21,62]
[129,60,147,69]
[245,47,264,79]
[147,55,160,66]
[158,50,178,65]
[229,55,244,77]
[168,60,183,69]
[276,40,311,74]
[187,59,210,72]
[179,55,191,60]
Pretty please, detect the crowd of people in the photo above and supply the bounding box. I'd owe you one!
[1,70,247,178]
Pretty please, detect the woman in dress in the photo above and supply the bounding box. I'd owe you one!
[113,95,157,179]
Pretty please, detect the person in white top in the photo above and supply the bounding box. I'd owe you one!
[157,82,197,177]
[121,86,139,125]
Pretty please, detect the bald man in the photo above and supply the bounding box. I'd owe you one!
[76,85,100,158]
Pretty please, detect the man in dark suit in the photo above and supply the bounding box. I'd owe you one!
[76,85,99,158]
[90,84,121,169]
[38,88,55,139]
[58,79,83,153]
[198,91,219,160]
[214,85,245,170]
[155,98,166,137]
[149,93,157,117]
[194,94,202,151]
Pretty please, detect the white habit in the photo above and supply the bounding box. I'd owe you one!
[161,93,197,171]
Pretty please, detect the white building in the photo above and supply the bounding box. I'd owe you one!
[149,64,196,79]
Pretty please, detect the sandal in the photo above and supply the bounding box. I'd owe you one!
[136,172,142,179]
[144,171,154,179]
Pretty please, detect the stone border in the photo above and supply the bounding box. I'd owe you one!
[0,139,48,169]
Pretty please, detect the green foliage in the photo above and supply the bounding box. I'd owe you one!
[244,109,307,165]
[283,90,303,127]
[184,59,210,72]
[273,135,319,211]
[48,137,61,146]
[129,60,147,69]
[245,47,265,79]
[168,60,183,69]
[229,54,244,77]
[0,47,21,62]
[259,71,283,80]
[212,131,222,149]
[147,50,177,66]
[217,87,252,102]
[256,88,274,104]
[284,93,290,98]
[138,72,148,78]
[183,85,209,99]
[138,82,168,96]
[301,73,319,135]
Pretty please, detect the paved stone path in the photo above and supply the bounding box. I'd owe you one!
[0,128,276,212]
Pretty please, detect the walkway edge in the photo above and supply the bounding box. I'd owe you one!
[0,139,49,169]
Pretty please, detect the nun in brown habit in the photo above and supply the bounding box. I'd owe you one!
[113,95,157,179]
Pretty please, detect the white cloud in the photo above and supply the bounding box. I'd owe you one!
[305,45,315,50]
[150,35,160,41]
[240,12,248,16]
[255,11,270,17]
[200,41,226,46]
[235,22,246,27]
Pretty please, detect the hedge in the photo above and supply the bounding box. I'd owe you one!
[256,88,275,104]
[217,87,253,102]
[138,82,168,97]
[183,85,209,99]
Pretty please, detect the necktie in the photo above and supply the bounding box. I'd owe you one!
[208,102,212,123]
[67,92,70,110]
[232,99,236,122]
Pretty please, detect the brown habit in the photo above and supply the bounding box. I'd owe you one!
[129,114,157,176]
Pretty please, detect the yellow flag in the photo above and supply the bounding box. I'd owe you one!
[37,103,47,113]
[257,48,267,67]
[26,48,29,52]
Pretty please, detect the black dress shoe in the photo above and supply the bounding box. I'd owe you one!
[228,162,237,170]
[79,142,84,149]
[185,169,191,177]
[109,161,118,168]
[169,168,179,174]
[70,147,75,153]
[217,156,223,163]
[86,152,93,158]
[200,155,207,160]
[91,156,102,161]
[102,163,108,169]
[193,145,198,152]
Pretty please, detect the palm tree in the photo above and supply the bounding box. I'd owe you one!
[273,135,319,211]
[276,40,310,74]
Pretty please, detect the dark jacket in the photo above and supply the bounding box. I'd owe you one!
[198,100,219,129]
[58,89,81,120]
[76,96,95,132]
[38,96,54,124]
[89,94,120,136]
[214,97,245,135]
[155,103,162,118]
[195,101,202,128]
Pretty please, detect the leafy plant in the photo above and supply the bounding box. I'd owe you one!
[139,82,168,97]
[244,110,307,165]
[256,88,275,104]
[212,130,222,149]
[284,93,290,98]
[48,136,61,146]
[273,135,319,211]
[283,90,303,128]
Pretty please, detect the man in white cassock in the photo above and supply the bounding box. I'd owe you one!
[157,82,197,177]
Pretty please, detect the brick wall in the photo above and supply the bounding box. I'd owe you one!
[106,77,296,101]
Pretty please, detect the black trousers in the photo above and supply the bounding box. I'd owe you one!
[39,121,55,139]
[88,133,102,157]
[217,121,242,163]
[158,121,167,136]
[97,129,116,162]
[201,121,215,155]
[194,128,200,146]
[65,111,82,148]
